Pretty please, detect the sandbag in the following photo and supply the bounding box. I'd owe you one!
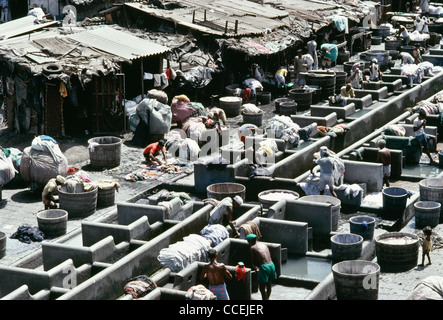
[0,149,16,186]
[20,146,68,188]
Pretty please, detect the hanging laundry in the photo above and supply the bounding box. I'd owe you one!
[59,82,68,98]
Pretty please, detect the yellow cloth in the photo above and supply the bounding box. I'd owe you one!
[275,69,288,77]
[423,238,432,252]
[258,145,274,157]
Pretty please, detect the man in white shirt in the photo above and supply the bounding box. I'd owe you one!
[397,52,414,66]
[307,35,318,70]
[413,109,437,164]
[397,25,410,45]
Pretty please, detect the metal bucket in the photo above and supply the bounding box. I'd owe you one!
[349,215,376,240]
[419,178,443,222]
[0,231,6,259]
[207,182,246,201]
[414,201,441,229]
[300,195,341,231]
[375,232,419,272]
[88,136,122,169]
[330,233,363,262]
[242,111,263,127]
[59,185,98,218]
[332,260,380,300]
[219,96,242,117]
[36,209,68,238]
[258,189,299,209]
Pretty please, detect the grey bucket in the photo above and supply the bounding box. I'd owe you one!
[414,201,441,229]
[375,232,419,272]
[288,89,312,110]
[258,189,299,210]
[256,92,271,105]
[382,187,409,220]
[59,185,98,218]
[88,136,122,169]
[97,186,116,208]
[300,195,341,231]
[332,260,380,300]
[349,215,376,240]
[207,182,246,201]
[274,97,294,113]
[0,231,6,259]
[36,209,68,238]
[242,111,263,127]
[419,178,443,222]
[330,233,363,262]
[219,96,242,117]
[279,101,297,116]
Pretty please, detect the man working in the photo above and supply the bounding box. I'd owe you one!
[42,175,66,210]
[413,109,438,165]
[294,49,308,87]
[376,139,391,187]
[246,234,277,300]
[208,196,243,237]
[311,146,338,197]
[143,139,167,165]
[397,52,414,66]
[307,35,318,70]
[319,43,338,70]
[275,67,288,88]
[200,248,232,300]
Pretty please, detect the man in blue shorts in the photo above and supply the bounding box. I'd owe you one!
[246,234,277,300]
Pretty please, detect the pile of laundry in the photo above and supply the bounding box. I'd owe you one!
[382,124,406,136]
[240,103,262,114]
[124,163,184,182]
[10,225,46,244]
[264,115,300,147]
[157,234,212,272]
[200,224,229,246]
[123,275,157,299]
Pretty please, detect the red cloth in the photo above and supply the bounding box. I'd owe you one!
[235,265,246,282]
[143,142,163,156]
[243,88,252,101]
[171,100,195,122]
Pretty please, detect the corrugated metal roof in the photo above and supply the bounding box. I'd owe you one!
[0,16,58,40]
[66,26,171,60]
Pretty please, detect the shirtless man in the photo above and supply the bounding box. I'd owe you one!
[200,248,232,300]
[246,234,277,300]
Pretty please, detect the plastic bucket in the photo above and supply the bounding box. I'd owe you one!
[419,178,443,222]
[349,215,376,240]
[414,201,441,229]
[382,187,409,220]
[371,36,382,45]
[330,233,363,262]
[300,195,341,231]
[88,136,122,169]
[0,231,6,259]
[375,232,419,272]
[258,189,299,209]
[332,260,380,300]
[207,183,246,201]
[36,209,68,238]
